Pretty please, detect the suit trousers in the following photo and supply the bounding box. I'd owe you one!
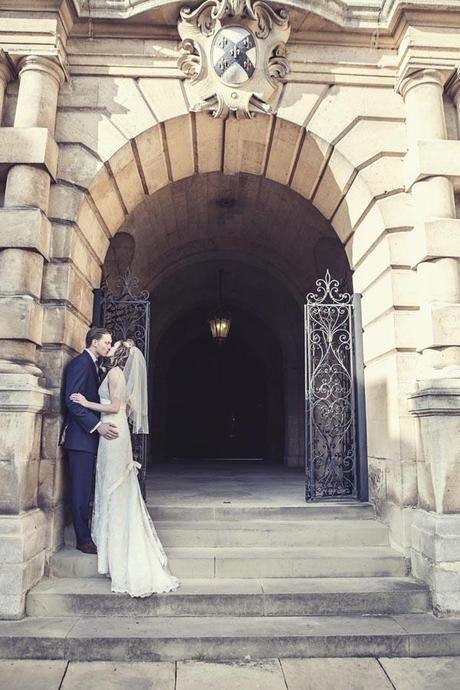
[67,450,96,546]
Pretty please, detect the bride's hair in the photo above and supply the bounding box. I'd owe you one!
[109,339,135,371]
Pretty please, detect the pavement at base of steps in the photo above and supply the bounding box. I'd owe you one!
[1,656,460,690]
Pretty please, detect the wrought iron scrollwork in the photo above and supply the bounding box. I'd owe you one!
[100,269,151,497]
[304,270,358,500]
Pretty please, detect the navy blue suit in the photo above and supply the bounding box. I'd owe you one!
[62,351,101,546]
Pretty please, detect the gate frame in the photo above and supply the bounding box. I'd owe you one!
[304,271,368,502]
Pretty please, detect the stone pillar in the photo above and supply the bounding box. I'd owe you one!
[449,70,460,136]
[398,68,460,613]
[0,55,65,619]
[0,50,13,126]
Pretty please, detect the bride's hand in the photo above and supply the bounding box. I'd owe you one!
[70,392,88,407]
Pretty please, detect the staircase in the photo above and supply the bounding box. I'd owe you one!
[1,464,460,661]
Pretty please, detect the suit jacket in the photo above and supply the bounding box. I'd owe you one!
[61,351,101,453]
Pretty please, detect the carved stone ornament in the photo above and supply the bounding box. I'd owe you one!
[178,0,290,119]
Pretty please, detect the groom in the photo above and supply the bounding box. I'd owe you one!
[61,327,119,554]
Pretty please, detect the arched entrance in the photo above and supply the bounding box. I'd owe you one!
[98,169,354,484]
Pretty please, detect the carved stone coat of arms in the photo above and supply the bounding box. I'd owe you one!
[178,0,290,119]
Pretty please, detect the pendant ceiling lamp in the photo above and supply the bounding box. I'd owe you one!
[208,269,232,345]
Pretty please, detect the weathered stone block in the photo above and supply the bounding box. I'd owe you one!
[360,268,417,325]
[352,231,412,293]
[224,116,272,177]
[290,132,330,200]
[139,78,188,123]
[405,138,460,191]
[37,346,73,389]
[0,296,43,344]
[57,143,103,190]
[409,377,460,513]
[308,85,404,145]
[195,112,223,175]
[411,218,460,267]
[0,249,43,299]
[42,262,93,321]
[134,126,169,195]
[277,83,327,127]
[164,116,194,181]
[89,166,126,234]
[0,537,45,618]
[42,304,88,352]
[55,110,127,163]
[51,222,102,287]
[347,192,414,267]
[0,208,51,259]
[265,119,301,186]
[363,309,418,361]
[109,142,145,213]
[336,120,406,170]
[0,127,58,178]
[418,303,460,349]
[312,148,354,220]
[411,509,460,614]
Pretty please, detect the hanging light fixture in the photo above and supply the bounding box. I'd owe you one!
[208,269,232,345]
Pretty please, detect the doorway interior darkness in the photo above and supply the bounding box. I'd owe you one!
[152,303,285,464]
[166,336,267,460]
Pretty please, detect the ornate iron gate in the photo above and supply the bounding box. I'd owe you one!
[93,270,151,497]
[304,271,368,502]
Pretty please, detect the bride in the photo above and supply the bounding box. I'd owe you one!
[70,339,179,597]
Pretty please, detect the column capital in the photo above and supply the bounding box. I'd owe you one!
[0,49,15,86]
[396,67,446,100]
[16,55,66,88]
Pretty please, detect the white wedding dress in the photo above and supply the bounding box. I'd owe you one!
[91,367,179,597]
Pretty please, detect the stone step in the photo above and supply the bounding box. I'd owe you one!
[26,576,430,618]
[146,503,376,522]
[1,613,460,661]
[153,520,389,547]
[50,546,407,579]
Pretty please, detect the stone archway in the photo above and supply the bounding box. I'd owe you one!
[42,100,416,574]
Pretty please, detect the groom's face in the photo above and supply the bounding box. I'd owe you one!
[93,333,112,358]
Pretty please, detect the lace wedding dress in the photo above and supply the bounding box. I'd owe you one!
[92,367,179,597]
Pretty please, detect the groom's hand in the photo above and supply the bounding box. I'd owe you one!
[97,423,118,440]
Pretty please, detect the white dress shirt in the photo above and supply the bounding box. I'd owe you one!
[85,349,102,433]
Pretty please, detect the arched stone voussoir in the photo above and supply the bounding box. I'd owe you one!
[55,109,128,164]
[223,115,273,177]
[334,119,406,172]
[266,117,304,187]
[313,146,356,221]
[69,113,391,274]
[57,144,104,190]
[331,173,378,245]
[106,141,146,214]
[289,130,331,201]
[345,192,414,269]
[307,84,404,147]
[195,112,224,175]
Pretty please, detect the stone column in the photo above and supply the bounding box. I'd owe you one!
[449,70,460,136]
[0,55,65,619]
[0,50,13,126]
[399,68,460,613]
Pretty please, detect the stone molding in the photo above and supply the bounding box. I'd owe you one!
[65,0,460,30]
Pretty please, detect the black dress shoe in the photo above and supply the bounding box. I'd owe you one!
[77,542,97,555]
